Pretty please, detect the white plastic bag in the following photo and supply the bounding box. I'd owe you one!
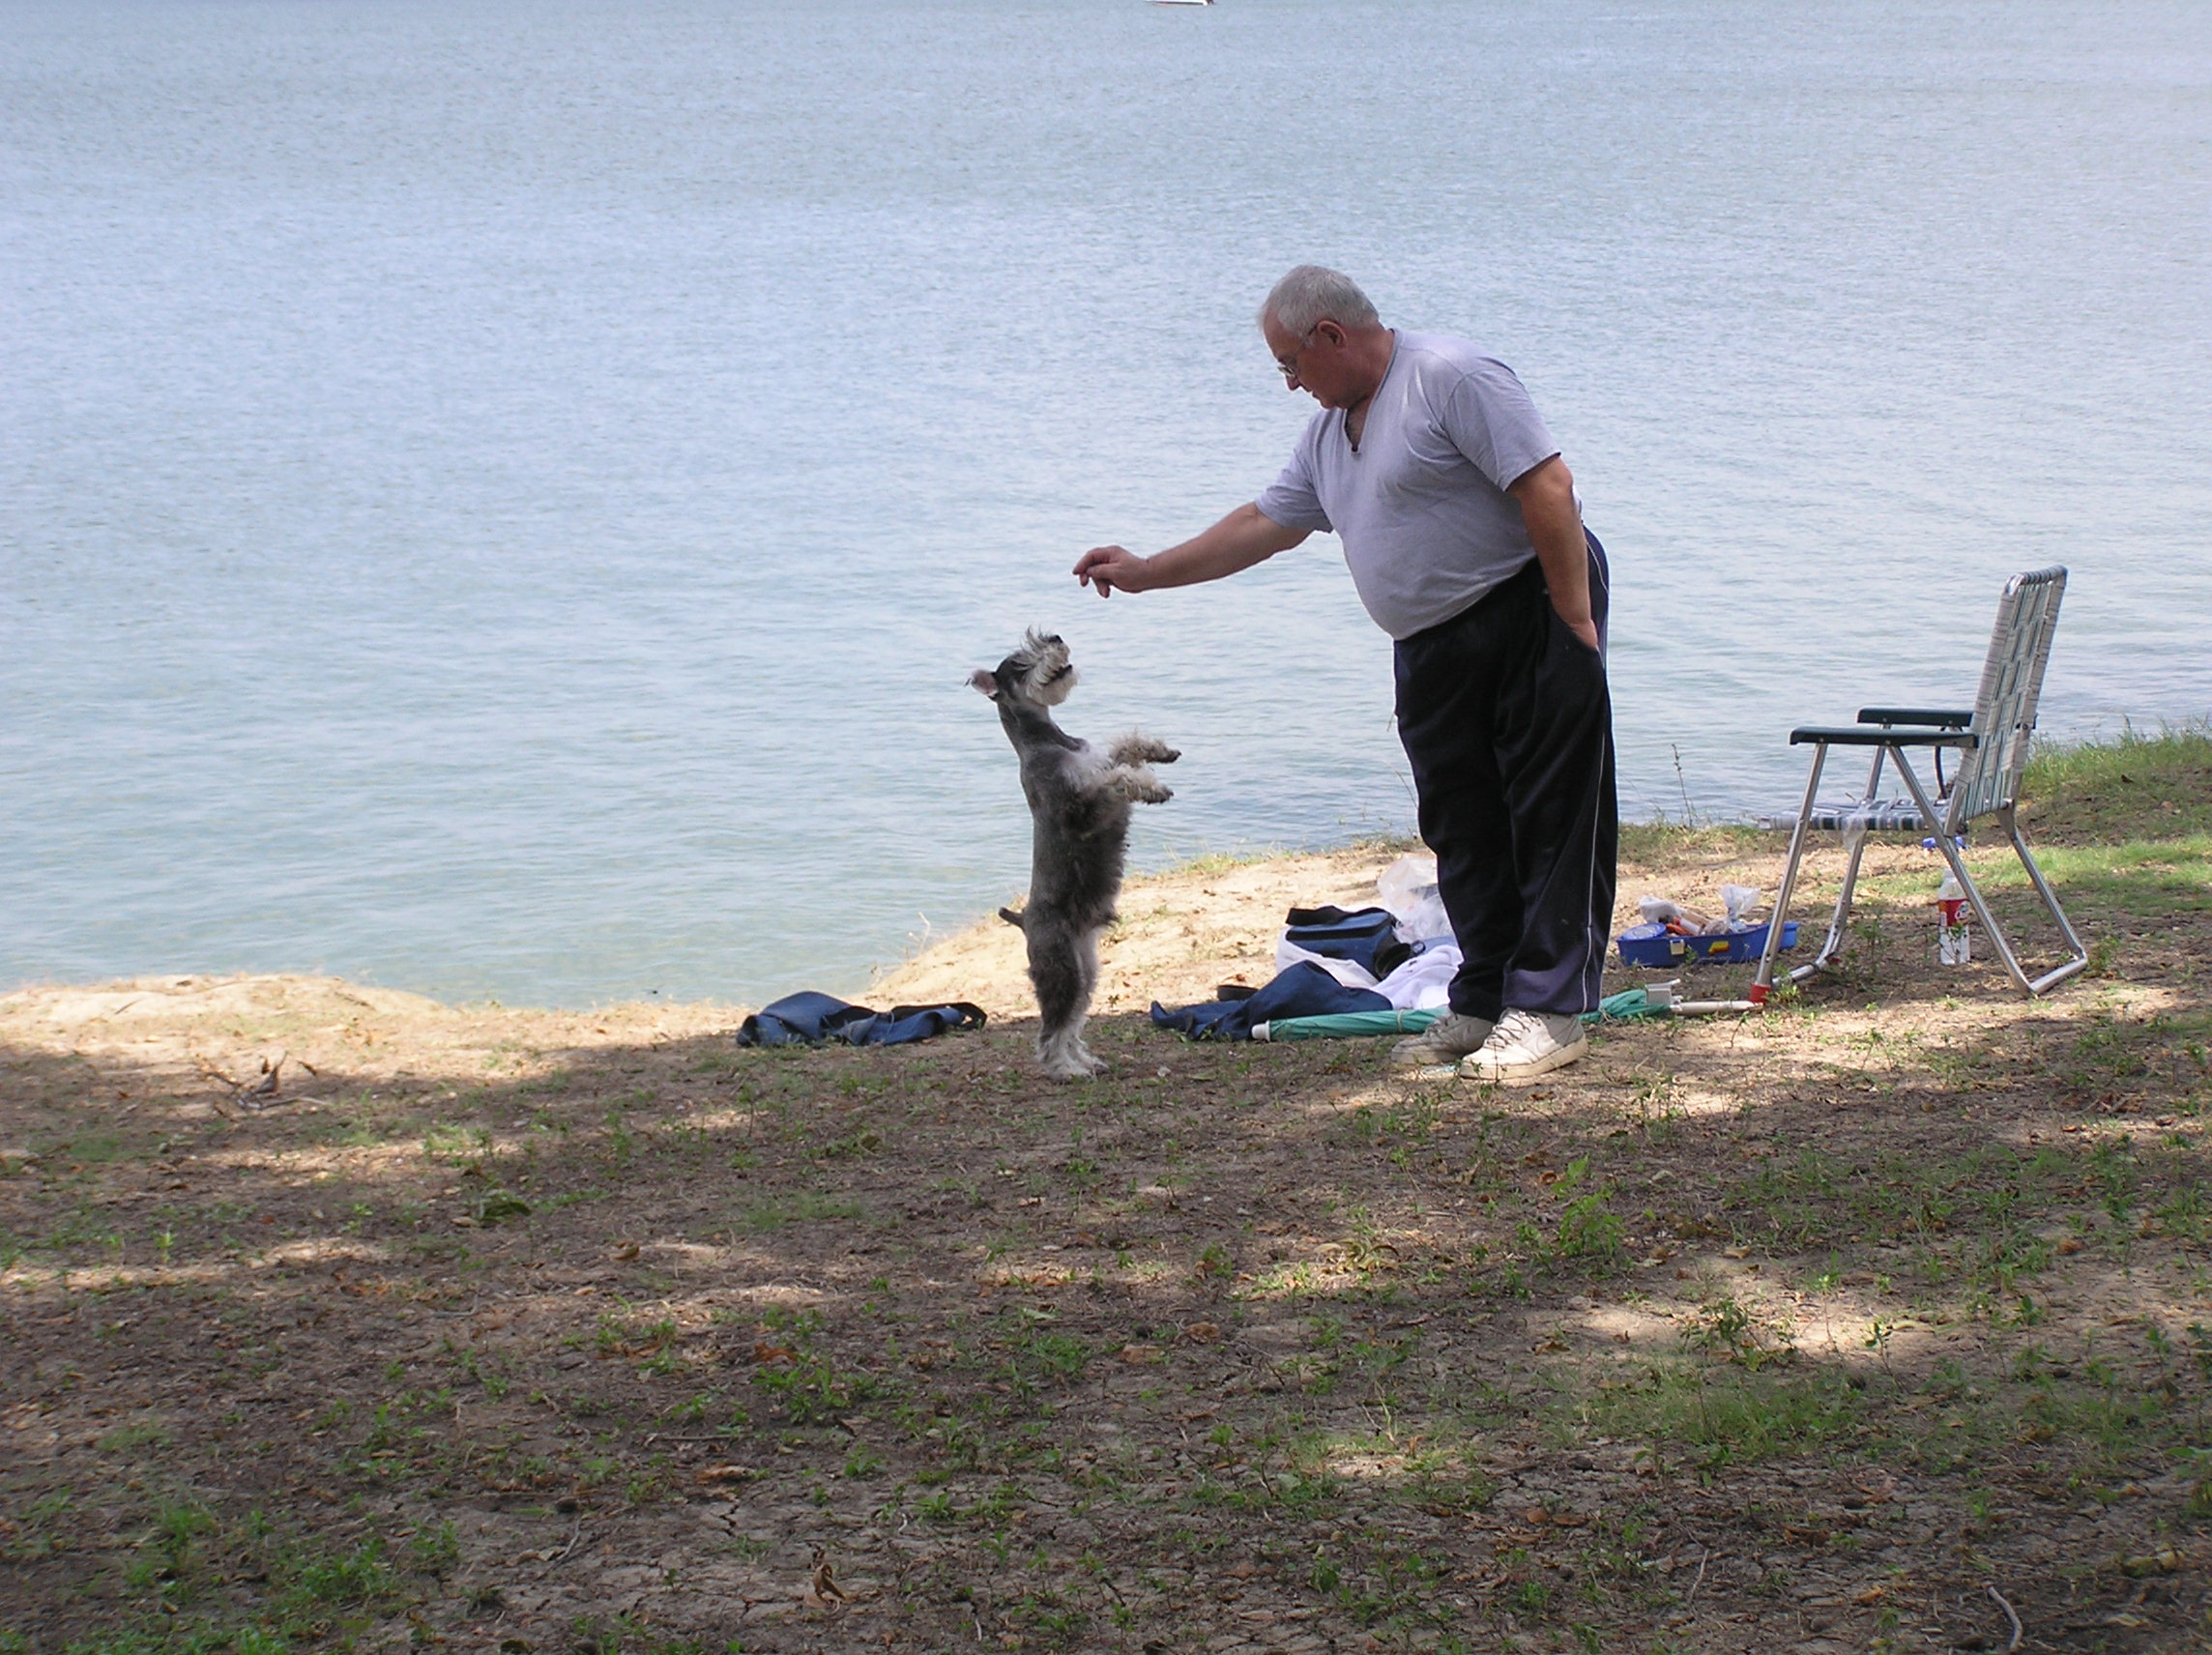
[1719,884,1762,931]
[1639,893,1718,932]
[1377,853,1451,942]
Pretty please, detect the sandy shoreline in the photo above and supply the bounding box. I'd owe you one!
[0,828,1792,1033]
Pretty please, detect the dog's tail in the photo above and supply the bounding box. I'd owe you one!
[997,906,1026,930]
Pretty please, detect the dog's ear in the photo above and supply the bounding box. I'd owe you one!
[967,668,1000,700]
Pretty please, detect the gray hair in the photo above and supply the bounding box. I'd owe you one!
[1259,265,1380,335]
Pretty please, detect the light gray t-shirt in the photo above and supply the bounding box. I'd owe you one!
[1255,331,1561,641]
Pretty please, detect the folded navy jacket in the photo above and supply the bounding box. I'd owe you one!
[737,991,986,1048]
[1282,905,1413,979]
[1150,961,1389,1042]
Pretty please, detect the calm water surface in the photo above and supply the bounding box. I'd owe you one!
[4,0,2208,1006]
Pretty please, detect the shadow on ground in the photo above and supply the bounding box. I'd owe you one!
[4,814,2209,1655]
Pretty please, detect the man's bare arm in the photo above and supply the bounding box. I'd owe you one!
[1509,455,1598,651]
[1073,503,1310,597]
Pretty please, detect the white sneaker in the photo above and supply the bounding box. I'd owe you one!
[1459,1008,1588,1086]
[1388,1011,1496,1073]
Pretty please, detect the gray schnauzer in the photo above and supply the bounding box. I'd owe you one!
[970,630,1178,1080]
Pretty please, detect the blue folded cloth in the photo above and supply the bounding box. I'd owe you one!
[1150,961,1389,1042]
[737,991,986,1048]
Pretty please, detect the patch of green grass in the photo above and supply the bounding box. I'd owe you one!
[471,1187,532,1224]
[1991,837,2212,920]
[995,1307,1091,1392]
[58,1131,130,1166]
[1550,1163,1626,1271]
[408,1519,459,1577]
[2,1489,74,1562]
[737,1191,862,1232]
[59,1512,415,1655]
[1346,1093,1442,1157]
[1302,1536,1457,1633]
[1571,1359,1864,1470]
[816,1127,883,1159]
[596,1312,680,1361]
[98,1419,172,1455]
[1005,1589,1089,1646]
[1157,844,1303,881]
[450,1344,513,1399]
[755,1350,886,1424]
[1719,1139,2201,1290]
[751,1311,894,1425]
[1618,820,1770,863]
[422,1121,492,1163]
[42,1203,126,1256]
[275,1533,398,1607]
[1192,1240,1235,1283]
[2022,725,2212,842]
[564,1614,708,1655]
[1680,1294,1794,1371]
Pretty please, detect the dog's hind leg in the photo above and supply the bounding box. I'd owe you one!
[1067,925,1107,1075]
[1028,918,1100,1081]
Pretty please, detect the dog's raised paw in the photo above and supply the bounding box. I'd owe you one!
[1107,771,1174,805]
[1109,734,1180,769]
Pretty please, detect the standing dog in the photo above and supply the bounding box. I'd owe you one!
[971,631,1178,1079]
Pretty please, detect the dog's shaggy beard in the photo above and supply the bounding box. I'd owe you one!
[1002,628,1077,708]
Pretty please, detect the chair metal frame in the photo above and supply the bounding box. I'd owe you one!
[1752,566,2088,1002]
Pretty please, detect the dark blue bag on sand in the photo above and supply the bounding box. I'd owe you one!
[1282,905,1412,979]
[737,992,987,1048]
[1150,961,1388,1042]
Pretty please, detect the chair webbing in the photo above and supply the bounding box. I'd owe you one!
[1946,566,2067,832]
[1759,802,1933,834]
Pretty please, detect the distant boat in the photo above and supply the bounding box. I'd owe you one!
[1150,1,1214,7]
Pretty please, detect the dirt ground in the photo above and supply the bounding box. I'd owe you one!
[4,753,2209,1655]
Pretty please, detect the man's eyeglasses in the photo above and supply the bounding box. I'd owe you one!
[1273,327,1317,381]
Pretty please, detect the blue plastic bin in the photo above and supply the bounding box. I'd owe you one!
[1616,918,1798,968]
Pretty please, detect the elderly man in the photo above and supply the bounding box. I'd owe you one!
[1072,265,1615,1084]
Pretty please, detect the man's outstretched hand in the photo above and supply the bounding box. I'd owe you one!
[1073,545,1148,598]
[1073,508,1307,600]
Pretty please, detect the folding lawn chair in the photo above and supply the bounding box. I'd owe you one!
[1751,566,2088,1002]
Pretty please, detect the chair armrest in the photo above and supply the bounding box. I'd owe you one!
[1790,725,1980,747]
[1856,707,1973,728]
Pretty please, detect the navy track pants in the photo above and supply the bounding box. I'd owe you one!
[1392,533,1617,1021]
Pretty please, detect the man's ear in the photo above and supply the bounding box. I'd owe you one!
[968,669,1000,699]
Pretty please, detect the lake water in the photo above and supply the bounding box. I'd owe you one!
[4,0,2208,1008]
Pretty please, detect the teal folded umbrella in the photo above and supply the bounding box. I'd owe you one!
[1586,986,1672,1023]
[1252,987,1669,1043]
[1250,1007,1441,1041]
